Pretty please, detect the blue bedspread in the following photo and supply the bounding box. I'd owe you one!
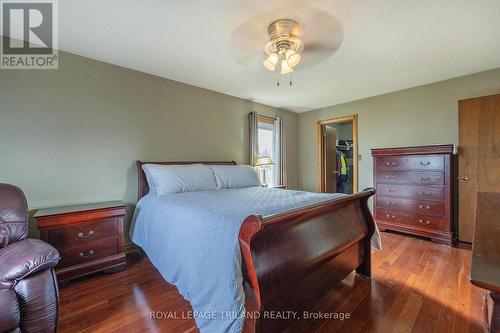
[130,187,380,333]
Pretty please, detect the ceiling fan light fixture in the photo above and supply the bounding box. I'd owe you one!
[263,53,278,71]
[263,19,303,86]
[280,60,293,74]
[285,49,301,67]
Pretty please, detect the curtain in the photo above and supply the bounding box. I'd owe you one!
[276,116,287,186]
[249,112,259,166]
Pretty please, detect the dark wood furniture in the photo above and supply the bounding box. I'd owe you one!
[470,192,500,333]
[35,201,127,284]
[371,145,454,245]
[136,160,376,333]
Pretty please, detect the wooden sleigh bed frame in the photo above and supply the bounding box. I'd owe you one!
[136,160,376,333]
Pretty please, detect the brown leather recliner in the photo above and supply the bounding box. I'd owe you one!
[0,184,60,333]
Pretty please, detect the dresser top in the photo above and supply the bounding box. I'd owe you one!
[371,144,454,156]
[35,200,126,218]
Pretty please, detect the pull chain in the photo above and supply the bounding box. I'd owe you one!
[289,71,292,86]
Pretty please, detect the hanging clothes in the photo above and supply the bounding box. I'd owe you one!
[336,151,350,193]
[339,152,348,176]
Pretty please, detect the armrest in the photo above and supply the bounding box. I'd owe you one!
[0,239,59,288]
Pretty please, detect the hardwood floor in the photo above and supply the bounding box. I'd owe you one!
[58,232,486,333]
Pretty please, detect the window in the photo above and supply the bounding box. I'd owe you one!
[257,117,277,186]
[249,112,285,187]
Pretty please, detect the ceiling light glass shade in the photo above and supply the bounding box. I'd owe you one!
[280,60,293,74]
[263,53,278,71]
[285,49,301,67]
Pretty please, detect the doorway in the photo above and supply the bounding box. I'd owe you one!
[318,115,358,194]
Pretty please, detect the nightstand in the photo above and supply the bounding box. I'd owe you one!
[270,185,287,189]
[34,201,127,285]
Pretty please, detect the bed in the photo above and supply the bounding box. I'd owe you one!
[130,161,379,333]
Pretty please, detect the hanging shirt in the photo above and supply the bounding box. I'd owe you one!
[339,151,348,176]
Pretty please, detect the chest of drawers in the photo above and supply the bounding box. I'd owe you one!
[371,145,455,245]
[35,201,127,285]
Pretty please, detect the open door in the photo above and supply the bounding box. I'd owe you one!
[318,115,358,194]
[458,94,500,242]
[324,126,337,193]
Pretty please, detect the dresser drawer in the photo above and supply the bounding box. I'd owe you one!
[376,184,445,201]
[377,171,445,185]
[377,156,444,171]
[47,219,117,247]
[376,196,445,216]
[57,237,118,268]
[376,209,445,231]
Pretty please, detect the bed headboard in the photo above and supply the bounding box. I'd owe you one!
[136,160,237,200]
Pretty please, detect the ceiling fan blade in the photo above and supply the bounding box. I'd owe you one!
[297,11,344,68]
[228,19,268,67]
[304,43,337,52]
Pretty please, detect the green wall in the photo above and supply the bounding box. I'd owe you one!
[298,68,500,192]
[0,51,298,239]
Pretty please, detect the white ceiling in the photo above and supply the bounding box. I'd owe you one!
[59,0,500,112]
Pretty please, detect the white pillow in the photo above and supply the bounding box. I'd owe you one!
[209,165,262,189]
[142,164,160,194]
[145,164,216,195]
[142,163,203,194]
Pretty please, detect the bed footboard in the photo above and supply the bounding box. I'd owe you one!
[239,188,376,333]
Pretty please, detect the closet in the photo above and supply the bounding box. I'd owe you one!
[318,115,358,195]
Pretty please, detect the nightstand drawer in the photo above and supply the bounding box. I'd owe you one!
[35,200,127,284]
[47,219,117,247]
[57,237,118,268]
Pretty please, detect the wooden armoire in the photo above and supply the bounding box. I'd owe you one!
[371,145,454,245]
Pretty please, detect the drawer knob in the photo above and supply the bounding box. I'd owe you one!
[78,230,94,239]
[386,214,396,220]
[386,161,397,166]
[419,176,431,181]
[418,205,431,210]
[79,250,94,258]
[386,201,396,206]
[418,219,431,225]
[387,188,396,193]
[420,161,431,166]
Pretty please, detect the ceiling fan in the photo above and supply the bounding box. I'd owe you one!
[228,6,344,87]
[262,19,304,86]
